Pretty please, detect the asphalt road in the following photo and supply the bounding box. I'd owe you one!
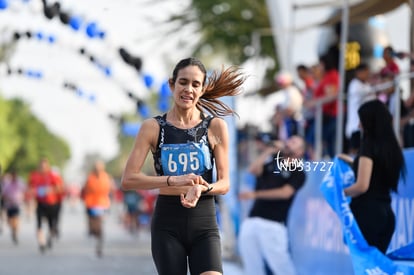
[0,201,243,275]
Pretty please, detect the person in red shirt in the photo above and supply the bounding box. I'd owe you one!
[309,54,339,158]
[29,158,64,253]
[380,46,400,77]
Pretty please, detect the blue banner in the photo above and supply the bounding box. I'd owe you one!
[388,242,414,261]
[389,149,414,253]
[320,157,414,275]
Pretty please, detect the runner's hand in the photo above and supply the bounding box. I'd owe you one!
[168,173,201,187]
[180,184,204,208]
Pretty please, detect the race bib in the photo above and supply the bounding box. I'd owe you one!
[37,186,48,197]
[161,142,212,176]
[89,207,105,217]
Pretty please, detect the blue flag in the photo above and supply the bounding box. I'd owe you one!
[320,157,414,275]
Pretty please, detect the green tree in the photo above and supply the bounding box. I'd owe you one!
[0,96,70,176]
[0,96,21,168]
[167,1,276,65]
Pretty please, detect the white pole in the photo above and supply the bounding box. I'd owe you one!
[393,77,401,142]
[287,3,296,71]
[335,0,349,155]
[264,0,289,70]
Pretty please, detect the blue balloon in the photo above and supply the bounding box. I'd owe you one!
[76,89,84,97]
[160,81,171,97]
[86,22,98,38]
[0,0,8,10]
[69,16,82,31]
[122,122,141,136]
[104,66,112,77]
[33,71,43,79]
[47,35,56,44]
[35,31,44,40]
[98,31,106,39]
[138,104,150,118]
[158,99,169,112]
[25,70,33,77]
[88,94,96,103]
[143,74,154,89]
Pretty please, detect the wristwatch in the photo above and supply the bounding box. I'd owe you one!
[202,184,213,194]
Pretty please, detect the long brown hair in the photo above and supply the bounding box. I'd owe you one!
[199,65,246,117]
[170,57,246,117]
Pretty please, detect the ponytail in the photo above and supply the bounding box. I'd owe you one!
[197,66,246,117]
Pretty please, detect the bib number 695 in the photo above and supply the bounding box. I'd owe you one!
[168,151,200,173]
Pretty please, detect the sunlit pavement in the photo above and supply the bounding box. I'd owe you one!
[0,200,243,275]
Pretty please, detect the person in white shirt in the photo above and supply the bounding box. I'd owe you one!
[264,71,304,140]
[346,63,375,154]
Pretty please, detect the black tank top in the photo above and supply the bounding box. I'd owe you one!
[152,114,214,183]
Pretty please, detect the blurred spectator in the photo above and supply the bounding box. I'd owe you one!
[29,158,64,253]
[297,64,319,159]
[296,64,315,98]
[81,160,115,257]
[379,49,414,147]
[51,167,64,239]
[1,168,26,244]
[265,71,304,141]
[380,46,400,77]
[138,190,157,227]
[123,190,143,234]
[238,136,306,275]
[310,63,324,86]
[309,54,340,158]
[346,63,375,154]
[378,70,411,147]
[379,70,408,120]
[340,100,405,254]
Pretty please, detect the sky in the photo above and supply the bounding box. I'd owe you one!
[0,0,411,183]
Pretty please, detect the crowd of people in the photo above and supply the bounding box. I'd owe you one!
[234,45,414,274]
[256,45,414,161]
[0,158,155,258]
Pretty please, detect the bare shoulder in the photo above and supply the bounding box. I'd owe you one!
[137,118,160,146]
[209,116,228,131]
[208,117,229,147]
[141,117,159,129]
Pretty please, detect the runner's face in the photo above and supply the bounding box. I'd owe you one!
[40,160,50,172]
[171,65,205,109]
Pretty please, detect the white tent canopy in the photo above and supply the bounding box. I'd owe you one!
[320,0,409,26]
